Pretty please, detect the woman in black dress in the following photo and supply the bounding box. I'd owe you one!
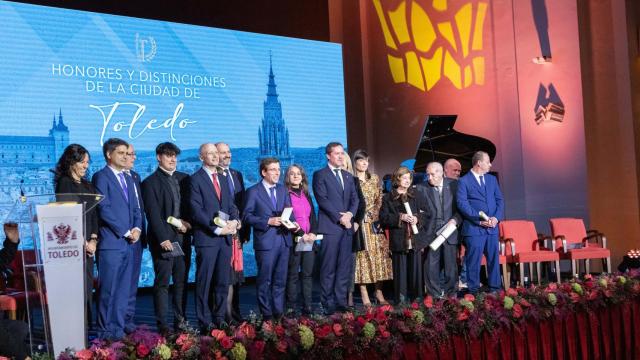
[54,144,99,326]
[379,166,430,304]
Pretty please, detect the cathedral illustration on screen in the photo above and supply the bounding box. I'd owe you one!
[0,110,69,212]
[258,55,293,170]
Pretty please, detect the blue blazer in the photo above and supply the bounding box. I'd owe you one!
[456,172,504,236]
[92,166,142,250]
[243,182,293,251]
[189,167,238,247]
[312,166,359,235]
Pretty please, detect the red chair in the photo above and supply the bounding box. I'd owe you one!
[0,250,45,319]
[549,218,611,276]
[500,220,560,285]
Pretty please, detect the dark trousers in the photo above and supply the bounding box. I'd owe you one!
[152,253,187,332]
[286,246,315,310]
[465,233,501,293]
[255,236,289,318]
[85,255,94,329]
[391,249,423,304]
[0,319,29,360]
[125,241,142,332]
[195,244,231,327]
[96,245,135,339]
[319,231,353,311]
[424,242,458,297]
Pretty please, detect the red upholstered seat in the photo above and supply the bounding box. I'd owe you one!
[500,220,560,285]
[549,218,611,275]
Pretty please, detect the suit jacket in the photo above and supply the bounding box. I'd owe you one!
[312,166,359,235]
[141,168,190,256]
[418,178,462,245]
[55,176,100,239]
[223,167,250,242]
[189,167,238,247]
[129,169,147,248]
[379,187,431,251]
[92,166,143,250]
[352,177,368,252]
[456,172,504,236]
[243,182,293,251]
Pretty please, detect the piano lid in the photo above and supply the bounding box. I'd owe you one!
[413,115,496,172]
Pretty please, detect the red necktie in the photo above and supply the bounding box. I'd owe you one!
[212,173,221,200]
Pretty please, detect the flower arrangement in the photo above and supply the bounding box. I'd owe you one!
[53,271,640,360]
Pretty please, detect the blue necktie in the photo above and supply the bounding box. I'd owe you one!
[480,175,486,187]
[225,169,235,195]
[117,172,129,202]
[334,169,344,190]
[269,186,277,209]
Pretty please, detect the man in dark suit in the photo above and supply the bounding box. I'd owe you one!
[243,157,293,320]
[312,142,359,314]
[141,142,192,334]
[216,142,247,322]
[92,138,142,339]
[189,143,240,330]
[456,151,504,294]
[123,143,145,334]
[421,162,462,298]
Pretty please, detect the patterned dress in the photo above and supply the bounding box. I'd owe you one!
[354,174,394,284]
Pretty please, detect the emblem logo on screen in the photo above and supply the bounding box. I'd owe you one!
[46,223,77,245]
[135,33,157,62]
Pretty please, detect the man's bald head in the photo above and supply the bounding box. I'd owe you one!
[444,158,462,179]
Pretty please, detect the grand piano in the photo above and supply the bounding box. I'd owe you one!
[381,115,497,191]
[413,115,496,173]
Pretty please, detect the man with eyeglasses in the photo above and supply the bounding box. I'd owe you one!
[123,144,145,334]
[215,142,248,323]
[92,138,142,339]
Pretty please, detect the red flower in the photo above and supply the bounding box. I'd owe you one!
[211,329,226,341]
[236,322,256,340]
[275,325,285,337]
[519,299,531,307]
[253,340,265,355]
[315,324,332,339]
[75,349,93,360]
[357,316,367,327]
[547,282,558,291]
[365,312,375,321]
[423,296,433,308]
[343,312,355,321]
[379,304,394,313]
[262,320,273,333]
[220,336,234,350]
[512,304,523,318]
[457,310,469,321]
[276,340,288,353]
[402,309,413,318]
[378,325,391,338]
[570,292,581,303]
[587,291,599,300]
[506,288,518,297]
[333,323,344,336]
[375,311,388,322]
[136,343,150,358]
[411,302,419,309]
[463,293,475,302]
[584,274,593,280]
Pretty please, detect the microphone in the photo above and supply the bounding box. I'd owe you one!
[19,179,26,203]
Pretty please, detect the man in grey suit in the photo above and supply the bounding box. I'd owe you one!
[422,162,462,297]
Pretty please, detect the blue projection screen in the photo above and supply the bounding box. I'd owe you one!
[0,1,347,286]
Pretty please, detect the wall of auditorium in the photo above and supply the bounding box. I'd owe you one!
[578,0,640,269]
[333,0,588,229]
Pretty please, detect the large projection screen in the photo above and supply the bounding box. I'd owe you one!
[0,1,347,286]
